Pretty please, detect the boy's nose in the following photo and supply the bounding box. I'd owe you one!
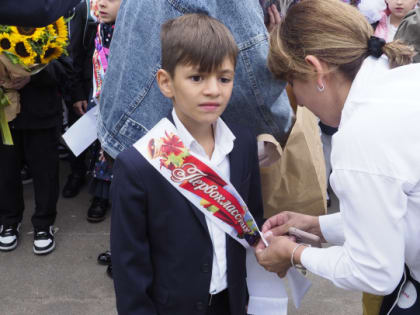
[203,78,221,96]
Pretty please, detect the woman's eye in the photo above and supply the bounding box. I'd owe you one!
[190,76,202,82]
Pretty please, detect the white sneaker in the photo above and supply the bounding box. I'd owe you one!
[33,226,55,255]
[0,223,21,251]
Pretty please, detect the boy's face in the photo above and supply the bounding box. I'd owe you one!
[158,57,235,129]
[97,0,122,23]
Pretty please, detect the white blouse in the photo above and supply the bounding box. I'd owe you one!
[301,56,420,295]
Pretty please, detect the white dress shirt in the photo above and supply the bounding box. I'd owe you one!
[301,56,420,295]
[172,109,236,294]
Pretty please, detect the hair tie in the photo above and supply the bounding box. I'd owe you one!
[367,36,386,58]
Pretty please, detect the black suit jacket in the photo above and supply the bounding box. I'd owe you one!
[111,120,264,315]
[0,0,80,27]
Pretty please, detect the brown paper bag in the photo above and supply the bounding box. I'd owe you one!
[362,293,383,315]
[260,105,327,218]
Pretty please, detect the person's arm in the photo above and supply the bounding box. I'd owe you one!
[0,0,80,27]
[68,2,93,115]
[110,151,158,315]
[300,170,406,295]
[30,56,73,90]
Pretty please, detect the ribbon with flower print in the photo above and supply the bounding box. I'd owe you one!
[133,118,312,314]
[134,118,265,248]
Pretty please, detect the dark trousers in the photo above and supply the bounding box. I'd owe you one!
[207,289,231,315]
[380,266,420,314]
[0,127,59,228]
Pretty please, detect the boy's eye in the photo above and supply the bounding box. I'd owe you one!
[220,77,232,84]
[190,76,202,82]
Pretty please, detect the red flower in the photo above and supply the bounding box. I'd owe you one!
[160,132,185,156]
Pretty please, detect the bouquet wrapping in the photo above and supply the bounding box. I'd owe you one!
[0,17,69,145]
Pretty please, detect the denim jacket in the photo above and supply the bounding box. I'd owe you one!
[98,0,293,158]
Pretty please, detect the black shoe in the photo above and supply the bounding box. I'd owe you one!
[106,263,113,279]
[87,197,109,223]
[0,223,21,251]
[21,165,33,185]
[33,226,55,255]
[97,250,112,265]
[62,173,85,198]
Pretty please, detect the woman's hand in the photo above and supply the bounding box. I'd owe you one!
[262,211,325,242]
[255,233,298,278]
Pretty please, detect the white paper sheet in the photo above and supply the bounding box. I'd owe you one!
[62,106,98,157]
[286,267,312,309]
[246,249,312,314]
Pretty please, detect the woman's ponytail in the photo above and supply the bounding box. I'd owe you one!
[382,40,416,68]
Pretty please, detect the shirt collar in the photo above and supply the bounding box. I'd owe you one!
[171,109,236,159]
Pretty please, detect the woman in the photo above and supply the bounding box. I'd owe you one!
[255,0,420,314]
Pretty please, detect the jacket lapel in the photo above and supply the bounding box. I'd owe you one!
[229,138,242,192]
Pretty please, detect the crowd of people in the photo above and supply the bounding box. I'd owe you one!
[1,0,420,314]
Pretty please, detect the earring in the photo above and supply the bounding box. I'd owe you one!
[317,83,325,92]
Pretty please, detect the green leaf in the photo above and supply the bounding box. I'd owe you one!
[207,205,219,213]
[0,25,11,33]
[0,88,10,107]
[0,106,13,145]
[167,152,185,168]
[28,38,43,55]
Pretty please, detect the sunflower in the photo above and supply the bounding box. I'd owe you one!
[0,32,15,53]
[47,17,68,41]
[10,26,45,40]
[40,41,64,64]
[12,40,37,66]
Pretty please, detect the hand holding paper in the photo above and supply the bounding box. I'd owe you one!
[261,211,325,242]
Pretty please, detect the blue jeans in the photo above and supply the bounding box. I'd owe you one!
[98,0,293,158]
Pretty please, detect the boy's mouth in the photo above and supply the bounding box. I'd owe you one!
[199,103,220,111]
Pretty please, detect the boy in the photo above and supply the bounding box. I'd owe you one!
[111,14,264,315]
[0,58,72,254]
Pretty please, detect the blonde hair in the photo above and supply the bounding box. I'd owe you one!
[268,0,415,82]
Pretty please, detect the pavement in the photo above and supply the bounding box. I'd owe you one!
[0,161,362,315]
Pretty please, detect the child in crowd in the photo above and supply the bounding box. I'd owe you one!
[0,58,72,255]
[62,0,97,199]
[86,0,121,223]
[374,0,418,41]
[111,14,264,315]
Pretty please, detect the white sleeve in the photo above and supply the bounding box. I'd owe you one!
[300,169,407,295]
[319,212,345,245]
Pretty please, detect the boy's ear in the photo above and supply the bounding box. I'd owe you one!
[157,69,174,98]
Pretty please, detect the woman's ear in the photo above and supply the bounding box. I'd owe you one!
[305,55,328,91]
[157,69,174,99]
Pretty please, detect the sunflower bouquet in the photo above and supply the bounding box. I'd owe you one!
[0,17,69,145]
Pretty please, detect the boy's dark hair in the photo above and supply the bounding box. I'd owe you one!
[161,14,239,76]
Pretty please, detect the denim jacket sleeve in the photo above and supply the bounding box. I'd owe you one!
[98,0,293,158]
